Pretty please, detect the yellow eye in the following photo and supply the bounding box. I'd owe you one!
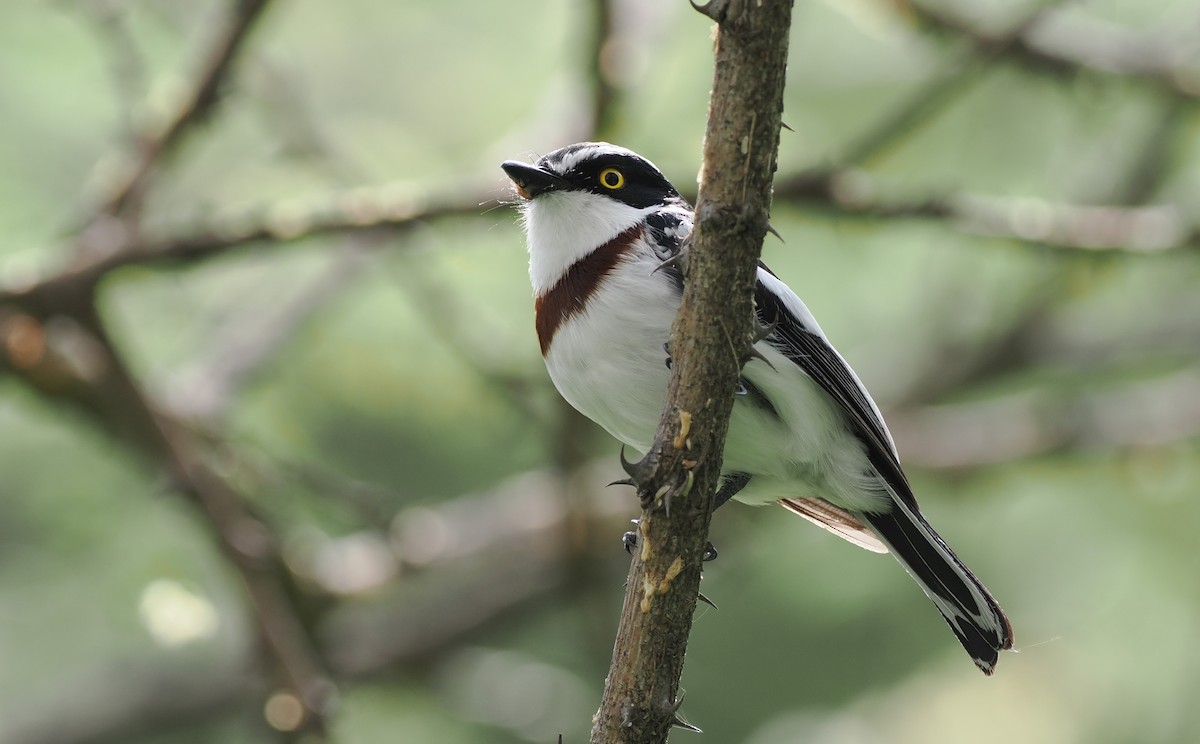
[599,167,625,190]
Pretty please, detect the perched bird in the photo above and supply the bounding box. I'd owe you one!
[501,142,1013,674]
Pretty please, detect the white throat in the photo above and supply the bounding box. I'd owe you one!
[523,191,656,294]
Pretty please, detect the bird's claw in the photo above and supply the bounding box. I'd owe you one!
[622,520,640,555]
[745,343,776,370]
[661,471,697,517]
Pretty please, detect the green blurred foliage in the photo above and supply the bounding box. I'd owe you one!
[1,1,1199,743]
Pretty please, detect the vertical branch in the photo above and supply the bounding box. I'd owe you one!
[590,1,794,742]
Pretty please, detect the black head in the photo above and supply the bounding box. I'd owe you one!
[501,142,682,209]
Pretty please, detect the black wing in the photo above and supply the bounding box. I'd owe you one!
[752,265,917,510]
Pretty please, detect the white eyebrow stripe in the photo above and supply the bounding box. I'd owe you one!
[545,142,644,174]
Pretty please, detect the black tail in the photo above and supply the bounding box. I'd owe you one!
[862,502,1013,674]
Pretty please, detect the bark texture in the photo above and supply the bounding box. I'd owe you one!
[589,1,795,742]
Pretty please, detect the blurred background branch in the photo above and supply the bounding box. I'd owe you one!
[85,0,275,222]
[904,0,1200,98]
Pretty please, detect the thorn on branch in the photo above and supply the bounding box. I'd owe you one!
[671,712,703,733]
[666,691,703,733]
[690,0,730,23]
[752,315,779,344]
[650,247,689,277]
[619,444,658,495]
[745,343,775,369]
[620,703,636,729]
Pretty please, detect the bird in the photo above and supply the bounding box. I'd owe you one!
[501,142,1014,675]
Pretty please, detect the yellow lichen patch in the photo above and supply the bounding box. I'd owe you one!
[673,411,693,450]
[639,517,652,561]
[657,557,684,594]
[640,575,655,614]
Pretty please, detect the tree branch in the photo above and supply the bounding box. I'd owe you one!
[2,189,490,317]
[890,368,1200,470]
[590,1,794,741]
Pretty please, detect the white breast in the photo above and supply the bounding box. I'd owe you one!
[524,191,659,295]
[543,245,677,452]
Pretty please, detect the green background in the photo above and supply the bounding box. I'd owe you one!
[1,1,1198,742]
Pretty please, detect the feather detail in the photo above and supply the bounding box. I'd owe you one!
[777,498,889,553]
[861,501,1014,675]
[534,224,642,355]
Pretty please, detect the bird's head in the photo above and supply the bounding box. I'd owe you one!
[502,142,686,292]
[502,142,679,207]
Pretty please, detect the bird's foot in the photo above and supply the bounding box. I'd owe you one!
[622,520,640,554]
[614,445,698,515]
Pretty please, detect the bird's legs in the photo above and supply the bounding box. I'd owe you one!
[621,472,752,561]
